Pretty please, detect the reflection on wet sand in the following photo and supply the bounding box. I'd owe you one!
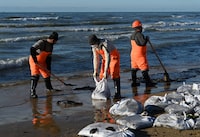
[132,86,152,105]
[164,82,171,91]
[132,81,171,105]
[30,94,60,135]
[92,99,116,124]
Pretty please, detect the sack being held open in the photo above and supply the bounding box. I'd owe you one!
[91,77,111,100]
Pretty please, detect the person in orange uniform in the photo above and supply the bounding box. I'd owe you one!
[130,20,156,87]
[29,32,58,98]
[89,34,121,99]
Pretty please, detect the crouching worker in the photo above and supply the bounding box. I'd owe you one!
[29,32,59,98]
[89,34,121,99]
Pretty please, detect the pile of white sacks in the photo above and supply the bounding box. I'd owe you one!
[78,83,200,137]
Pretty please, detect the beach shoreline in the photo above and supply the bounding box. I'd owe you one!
[1,70,200,137]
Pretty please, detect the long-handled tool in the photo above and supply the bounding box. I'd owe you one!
[148,40,170,82]
[36,63,76,86]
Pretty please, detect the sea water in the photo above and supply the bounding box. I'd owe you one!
[0,12,200,85]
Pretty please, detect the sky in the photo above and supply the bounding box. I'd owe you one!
[0,0,199,12]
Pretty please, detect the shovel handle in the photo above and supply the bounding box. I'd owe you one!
[36,63,75,86]
[148,40,168,73]
[148,40,170,82]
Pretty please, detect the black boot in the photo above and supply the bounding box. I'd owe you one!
[113,78,121,99]
[142,70,156,87]
[44,77,54,92]
[131,69,140,87]
[132,86,138,96]
[30,76,39,98]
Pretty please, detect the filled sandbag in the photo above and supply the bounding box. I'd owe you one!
[164,103,193,115]
[165,91,184,104]
[78,122,135,137]
[153,113,195,130]
[177,83,200,107]
[194,106,200,116]
[109,98,143,116]
[144,95,168,108]
[144,95,168,115]
[194,117,200,129]
[191,83,200,95]
[194,94,200,102]
[116,114,155,129]
[92,78,111,100]
[176,83,192,93]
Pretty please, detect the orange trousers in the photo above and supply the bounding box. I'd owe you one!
[29,51,51,78]
[130,40,149,70]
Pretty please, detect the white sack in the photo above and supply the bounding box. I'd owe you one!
[164,104,193,115]
[176,83,192,93]
[194,106,200,116]
[78,122,135,137]
[194,117,200,129]
[116,114,155,129]
[153,113,195,130]
[144,95,168,109]
[109,98,143,116]
[144,95,168,115]
[165,91,184,104]
[92,78,111,100]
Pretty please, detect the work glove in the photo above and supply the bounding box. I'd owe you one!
[103,72,107,79]
[93,72,98,78]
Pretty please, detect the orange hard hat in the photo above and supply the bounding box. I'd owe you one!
[132,20,142,28]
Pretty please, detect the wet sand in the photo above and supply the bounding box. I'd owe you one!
[1,70,200,137]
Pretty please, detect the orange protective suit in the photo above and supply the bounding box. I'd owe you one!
[29,52,51,78]
[130,40,149,71]
[29,39,53,79]
[97,49,120,80]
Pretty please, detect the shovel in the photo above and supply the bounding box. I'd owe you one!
[36,63,76,86]
[148,40,170,82]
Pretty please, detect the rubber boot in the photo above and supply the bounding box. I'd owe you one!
[131,69,140,87]
[132,86,138,96]
[113,78,121,99]
[44,77,54,92]
[30,76,39,98]
[142,70,156,87]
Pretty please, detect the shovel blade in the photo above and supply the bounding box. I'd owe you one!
[163,73,170,82]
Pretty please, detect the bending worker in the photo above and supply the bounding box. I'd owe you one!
[29,32,59,98]
[130,20,156,87]
[89,34,121,99]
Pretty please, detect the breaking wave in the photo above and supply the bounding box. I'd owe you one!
[5,16,59,21]
[0,57,28,70]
